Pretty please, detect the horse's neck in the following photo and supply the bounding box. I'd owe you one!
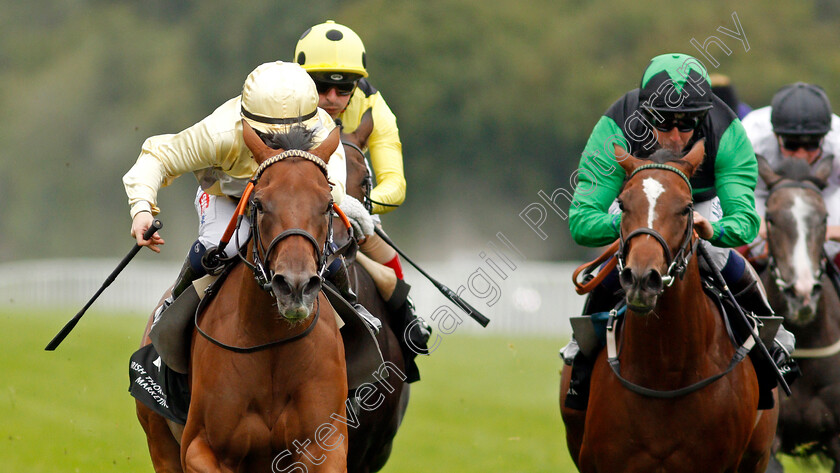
[622,259,719,366]
[230,265,291,337]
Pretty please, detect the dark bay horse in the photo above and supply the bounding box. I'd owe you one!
[755,155,840,473]
[136,122,348,472]
[560,141,778,472]
[340,109,411,473]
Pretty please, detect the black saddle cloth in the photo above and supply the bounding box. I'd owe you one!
[129,343,190,425]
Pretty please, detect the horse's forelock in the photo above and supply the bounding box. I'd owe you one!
[648,148,683,165]
[260,125,316,152]
[774,158,816,183]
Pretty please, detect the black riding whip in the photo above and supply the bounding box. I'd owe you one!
[697,242,792,396]
[373,227,490,327]
[45,219,163,351]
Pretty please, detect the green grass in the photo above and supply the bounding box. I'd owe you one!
[0,309,829,472]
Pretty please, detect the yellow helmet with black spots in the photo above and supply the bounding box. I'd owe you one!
[295,20,368,85]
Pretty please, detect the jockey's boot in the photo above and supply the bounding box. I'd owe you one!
[729,261,801,386]
[561,267,623,411]
[152,253,204,326]
[328,256,382,334]
[385,278,432,383]
[386,278,432,353]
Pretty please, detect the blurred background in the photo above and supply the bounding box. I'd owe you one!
[1,1,839,471]
[4,0,840,265]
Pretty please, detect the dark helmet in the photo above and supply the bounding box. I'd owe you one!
[771,83,832,135]
[639,53,713,113]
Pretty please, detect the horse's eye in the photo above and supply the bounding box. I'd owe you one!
[617,200,624,211]
[252,199,263,211]
[682,205,693,216]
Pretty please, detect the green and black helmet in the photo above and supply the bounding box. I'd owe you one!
[639,53,713,113]
[771,82,832,135]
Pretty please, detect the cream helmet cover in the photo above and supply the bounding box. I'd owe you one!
[240,61,326,134]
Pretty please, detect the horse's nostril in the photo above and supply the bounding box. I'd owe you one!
[270,274,293,298]
[644,270,663,292]
[302,276,321,298]
[620,268,635,288]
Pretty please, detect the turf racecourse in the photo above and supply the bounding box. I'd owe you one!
[0,309,826,472]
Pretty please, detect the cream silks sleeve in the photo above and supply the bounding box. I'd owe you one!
[123,98,345,218]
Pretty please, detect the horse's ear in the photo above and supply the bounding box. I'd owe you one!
[311,127,340,164]
[242,119,278,165]
[756,153,782,189]
[681,139,706,176]
[354,108,374,149]
[812,153,834,188]
[614,144,643,175]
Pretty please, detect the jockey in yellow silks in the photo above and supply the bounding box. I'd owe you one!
[294,21,431,377]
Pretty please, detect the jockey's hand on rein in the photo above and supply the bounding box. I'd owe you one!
[131,211,165,253]
[339,195,375,243]
[693,211,714,240]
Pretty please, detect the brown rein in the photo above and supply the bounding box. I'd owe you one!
[572,240,620,295]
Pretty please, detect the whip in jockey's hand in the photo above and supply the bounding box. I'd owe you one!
[339,195,375,243]
[131,211,165,253]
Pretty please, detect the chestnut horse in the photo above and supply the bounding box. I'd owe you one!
[560,141,778,472]
[135,123,348,472]
[340,110,411,473]
[755,156,840,473]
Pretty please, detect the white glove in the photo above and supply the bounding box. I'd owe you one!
[339,195,374,240]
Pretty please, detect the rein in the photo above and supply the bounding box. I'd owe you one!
[194,272,322,354]
[573,241,620,295]
[605,307,757,398]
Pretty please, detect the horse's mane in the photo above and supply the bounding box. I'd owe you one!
[258,124,316,151]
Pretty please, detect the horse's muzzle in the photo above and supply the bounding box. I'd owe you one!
[270,272,322,321]
[620,267,663,315]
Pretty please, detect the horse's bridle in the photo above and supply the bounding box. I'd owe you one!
[765,179,826,294]
[192,149,342,354]
[607,165,766,399]
[341,139,398,213]
[238,149,334,292]
[616,163,698,288]
[342,140,373,213]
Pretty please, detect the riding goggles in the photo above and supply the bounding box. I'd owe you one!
[780,134,823,152]
[645,110,707,132]
[313,78,357,96]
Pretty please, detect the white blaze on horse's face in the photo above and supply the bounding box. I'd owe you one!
[791,195,817,303]
[642,177,666,229]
